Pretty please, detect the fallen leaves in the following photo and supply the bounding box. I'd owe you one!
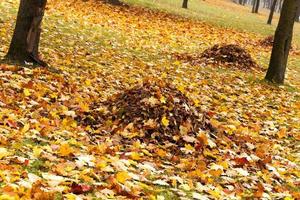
[0,0,299,199]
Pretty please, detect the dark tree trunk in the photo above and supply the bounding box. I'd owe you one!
[107,0,122,5]
[295,1,300,21]
[182,0,188,9]
[267,0,278,24]
[254,0,260,13]
[6,0,47,67]
[252,0,257,12]
[265,0,299,84]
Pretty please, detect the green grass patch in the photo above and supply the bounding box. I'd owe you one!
[123,0,300,46]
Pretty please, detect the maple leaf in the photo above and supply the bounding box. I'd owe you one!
[116,171,131,184]
[58,143,74,157]
[70,183,93,194]
[0,148,9,159]
[161,116,169,127]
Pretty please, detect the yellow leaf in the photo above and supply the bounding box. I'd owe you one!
[65,194,76,200]
[173,61,181,66]
[156,149,167,158]
[161,116,169,127]
[209,169,223,177]
[0,194,17,200]
[21,123,30,134]
[0,148,9,159]
[96,160,107,169]
[130,152,141,160]
[177,85,185,93]
[160,96,166,104]
[210,119,220,129]
[208,189,221,198]
[218,161,229,169]
[116,171,131,184]
[85,79,91,86]
[23,88,31,97]
[185,144,195,151]
[58,143,74,157]
[277,127,287,139]
[33,146,42,158]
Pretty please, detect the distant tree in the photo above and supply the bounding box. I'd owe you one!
[265,0,299,84]
[6,0,47,66]
[254,0,260,13]
[107,0,122,5]
[238,0,246,5]
[252,0,257,13]
[182,0,188,9]
[267,0,278,24]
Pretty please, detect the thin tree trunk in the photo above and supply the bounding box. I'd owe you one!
[252,0,257,13]
[107,0,122,5]
[255,0,260,13]
[267,0,278,24]
[182,0,188,9]
[6,0,47,66]
[265,0,299,84]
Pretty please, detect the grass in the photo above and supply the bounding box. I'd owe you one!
[123,0,300,46]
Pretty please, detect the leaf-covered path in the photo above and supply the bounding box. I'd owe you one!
[0,0,299,199]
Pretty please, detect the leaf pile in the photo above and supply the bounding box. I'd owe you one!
[81,80,209,148]
[258,35,300,56]
[174,44,260,71]
[259,35,274,47]
[201,44,259,70]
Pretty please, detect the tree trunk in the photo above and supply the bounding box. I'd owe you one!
[252,0,257,13]
[6,0,47,66]
[295,1,300,21]
[254,0,260,13]
[267,0,278,24]
[265,0,299,84]
[107,0,122,5]
[182,0,188,9]
[278,0,283,12]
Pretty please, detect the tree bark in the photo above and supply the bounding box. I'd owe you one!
[254,0,260,13]
[6,0,47,66]
[265,0,299,84]
[267,0,278,24]
[182,0,188,9]
[107,0,122,5]
[252,0,257,13]
[295,1,300,21]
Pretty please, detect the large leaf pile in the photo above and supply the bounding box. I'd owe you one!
[80,80,209,148]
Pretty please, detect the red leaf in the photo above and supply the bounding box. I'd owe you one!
[233,157,249,167]
[70,183,93,194]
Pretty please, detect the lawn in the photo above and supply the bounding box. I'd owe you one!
[123,0,300,46]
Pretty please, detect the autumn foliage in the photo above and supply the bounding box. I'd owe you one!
[0,0,299,199]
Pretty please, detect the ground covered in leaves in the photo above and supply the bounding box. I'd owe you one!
[0,0,299,199]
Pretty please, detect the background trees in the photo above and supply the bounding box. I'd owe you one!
[267,0,278,24]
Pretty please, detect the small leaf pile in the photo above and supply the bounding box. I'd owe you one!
[174,44,259,70]
[258,35,300,55]
[81,80,209,147]
[201,44,259,70]
[259,35,274,47]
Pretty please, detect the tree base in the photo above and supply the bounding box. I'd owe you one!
[5,52,48,68]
